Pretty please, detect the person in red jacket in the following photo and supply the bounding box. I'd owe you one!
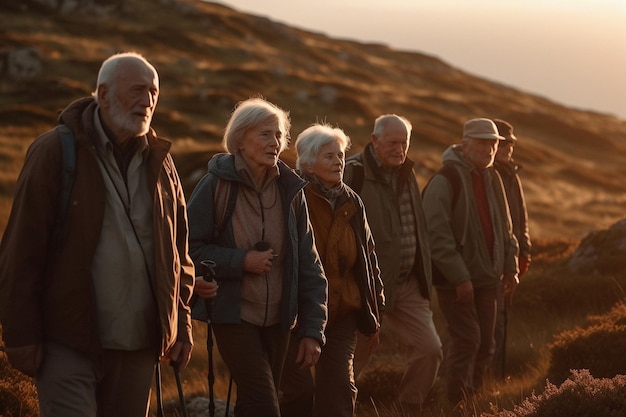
[0,52,197,417]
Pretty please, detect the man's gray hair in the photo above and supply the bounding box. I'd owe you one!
[94,52,157,101]
[372,114,412,139]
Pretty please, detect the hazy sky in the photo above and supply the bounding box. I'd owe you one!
[219,0,626,120]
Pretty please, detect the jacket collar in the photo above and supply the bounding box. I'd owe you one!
[209,153,306,200]
[363,142,416,187]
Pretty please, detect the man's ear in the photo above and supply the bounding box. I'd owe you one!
[97,84,109,107]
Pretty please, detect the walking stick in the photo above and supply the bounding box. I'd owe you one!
[501,295,511,380]
[156,361,164,417]
[200,260,217,417]
[225,376,233,417]
[172,361,190,417]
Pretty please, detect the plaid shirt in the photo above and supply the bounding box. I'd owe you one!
[397,179,418,280]
[371,147,418,281]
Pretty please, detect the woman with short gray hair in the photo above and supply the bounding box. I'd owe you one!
[280,123,384,417]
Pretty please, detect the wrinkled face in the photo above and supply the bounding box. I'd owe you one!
[100,60,159,143]
[238,115,281,174]
[463,137,499,169]
[496,140,515,164]
[307,138,345,189]
[372,120,410,170]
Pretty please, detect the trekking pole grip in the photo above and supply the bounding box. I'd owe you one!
[200,259,216,321]
[200,260,216,282]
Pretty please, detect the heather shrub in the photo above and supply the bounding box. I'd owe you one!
[0,326,39,417]
[546,303,626,385]
[492,369,626,417]
[356,362,402,403]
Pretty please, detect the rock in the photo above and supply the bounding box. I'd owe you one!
[568,219,626,275]
[319,85,338,104]
[0,46,42,80]
[185,396,234,417]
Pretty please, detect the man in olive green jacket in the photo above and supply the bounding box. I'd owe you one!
[422,118,519,404]
[345,114,442,408]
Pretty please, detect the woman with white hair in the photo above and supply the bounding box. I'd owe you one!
[186,97,328,417]
[280,123,384,417]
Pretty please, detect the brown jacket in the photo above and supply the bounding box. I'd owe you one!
[304,183,384,334]
[495,160,531,261]
[0,97,195,359]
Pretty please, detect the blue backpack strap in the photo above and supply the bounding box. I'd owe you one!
[54,124,76,243]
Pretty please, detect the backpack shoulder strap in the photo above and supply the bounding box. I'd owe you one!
[438,163,462,208]
[345,157,365,194]
[213,177,237,239]
[424,163,465,284]
[54,124,76,243]
[424,163,462,208]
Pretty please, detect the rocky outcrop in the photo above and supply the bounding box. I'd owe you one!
[1,0,123,15]
[0,46,42,80]
[568,219,626,276]
[188,397,234,417]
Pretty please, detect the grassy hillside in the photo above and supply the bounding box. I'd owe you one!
[1,0,625,238]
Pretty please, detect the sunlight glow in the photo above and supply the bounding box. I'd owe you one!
[218,0,626,118]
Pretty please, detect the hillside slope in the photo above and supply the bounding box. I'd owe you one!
[0,0,625,238]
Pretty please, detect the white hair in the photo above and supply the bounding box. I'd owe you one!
[93,52,157,101]
[222,97,290,154]
[295,123,351,171]
[372,114,412,139]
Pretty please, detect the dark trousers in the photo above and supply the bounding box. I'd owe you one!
[492,283,507,379]
[437,286,497,404]
[212,321,290,417]
[36,342,157,417]
[280,315,358,417]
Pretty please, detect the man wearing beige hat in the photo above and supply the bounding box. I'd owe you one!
[422,118,519,404]
[492,119,532,379]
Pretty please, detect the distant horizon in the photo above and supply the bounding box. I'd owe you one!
[217,0,626,120]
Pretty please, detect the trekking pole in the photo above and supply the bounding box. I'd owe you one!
[225,376,233,417]
[501,296,510,380]
[155,361,165,417]
[172,361,190,417]
[200,260,217,417]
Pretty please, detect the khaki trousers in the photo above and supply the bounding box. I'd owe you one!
[355,278,443,405]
